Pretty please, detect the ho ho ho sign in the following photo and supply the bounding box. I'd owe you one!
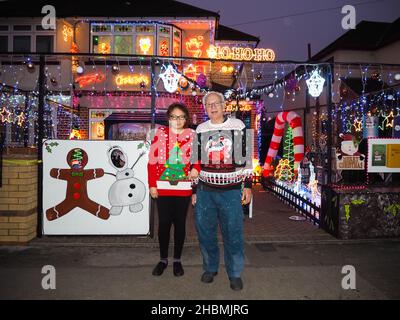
[207,45,275,62]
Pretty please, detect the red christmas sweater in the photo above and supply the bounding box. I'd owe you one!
[147,126,200,196]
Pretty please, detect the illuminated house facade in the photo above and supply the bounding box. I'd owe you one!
[0,0,264,152]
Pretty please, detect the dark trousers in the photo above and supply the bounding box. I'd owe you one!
[156,196,191,260]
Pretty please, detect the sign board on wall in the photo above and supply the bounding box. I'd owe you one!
[367,138,400,173]
[42,140,150,235]
[335,133,365,170]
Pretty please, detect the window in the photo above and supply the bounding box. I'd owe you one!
[136,35,154,55]
[158,37,170,56]
[13,25,31,31]
[93,35,111,54]
[36,25,48,31]
[0,36,8,52]
[13,35,31,52]
[0,23,55,53]
[36,35,53,53]
[114,35,132,55]
[173,28,181,57]
[91,23,181,56]
[92,24,112,33]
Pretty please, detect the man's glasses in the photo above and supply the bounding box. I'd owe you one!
[169,115,186,121]
[205,102,223,108]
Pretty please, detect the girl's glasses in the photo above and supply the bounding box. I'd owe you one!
[169,115,186,121]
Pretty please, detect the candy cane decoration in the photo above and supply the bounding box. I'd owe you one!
[263,111,304,177]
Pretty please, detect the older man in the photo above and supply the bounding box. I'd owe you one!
[190,91,253,291]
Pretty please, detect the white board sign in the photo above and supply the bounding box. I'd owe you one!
[42,140,150,235]
[367,138,400,173]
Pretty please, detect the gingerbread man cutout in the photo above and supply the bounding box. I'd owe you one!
[46,148,110,221]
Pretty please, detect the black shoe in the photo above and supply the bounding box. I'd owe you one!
[201,271,218,283]
[173,262,184,277]
[229,277,243,291]
[152,261,167,276]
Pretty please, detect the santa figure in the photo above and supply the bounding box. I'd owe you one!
[337,133,364,160]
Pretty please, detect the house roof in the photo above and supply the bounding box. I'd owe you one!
[0,0,219,18]
[310,18,400,61]
[216,25,259,43]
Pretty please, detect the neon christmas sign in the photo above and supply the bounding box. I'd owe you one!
[75,73,105,87]
[115,74,150,86]
[207,45,275,62]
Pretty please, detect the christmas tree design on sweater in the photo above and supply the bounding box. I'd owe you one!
[160,142,187,185]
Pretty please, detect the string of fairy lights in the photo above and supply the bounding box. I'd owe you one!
[1,53,400,146]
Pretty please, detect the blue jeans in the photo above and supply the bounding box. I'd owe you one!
[194,188,244,278]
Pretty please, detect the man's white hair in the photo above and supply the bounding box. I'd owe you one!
[202,91,225,107]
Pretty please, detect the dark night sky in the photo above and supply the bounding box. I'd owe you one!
[181,0,400,61]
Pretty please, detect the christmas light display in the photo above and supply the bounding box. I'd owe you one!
[263,111,304,177]
[138,37,152,54]
[185,36,204,58]
[206,45,275,62]
[159,64,181,93]
[274,159,294,181]
[115,74,150,86]
[283,126,294,169]
[306,69,325,98]
[0,106,12,123]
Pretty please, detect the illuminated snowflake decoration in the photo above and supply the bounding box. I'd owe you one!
[306,69,325,98]
[159,64,181,93]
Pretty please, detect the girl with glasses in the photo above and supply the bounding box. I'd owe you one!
[147,103,199,277]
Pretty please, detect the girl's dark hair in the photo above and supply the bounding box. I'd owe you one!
[167,103,190,128]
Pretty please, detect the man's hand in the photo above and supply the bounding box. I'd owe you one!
[188,168,199,180]
[242,188,252,205]
[150,187,158,199]
[192,194,197,206]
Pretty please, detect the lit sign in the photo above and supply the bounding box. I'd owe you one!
[207,45,275,62]
[62,24,73,42]
[139,37,152,54]
[183,63,205,80]
[159,39,169,56]
[99,42,110,54]
[225,101,253,112]
[115,74,150,86]
[69,128,82,140]
[306,69,325,98]
[70,42,79,73]
[160,64,181,93]
[221,65,234,74]
[185,36,204,58]
[75,73,105,87]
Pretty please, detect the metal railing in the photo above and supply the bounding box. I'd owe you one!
[263,180,320,225]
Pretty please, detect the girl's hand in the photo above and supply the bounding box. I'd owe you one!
[188,168,199,180]
[150,187,158,199]
[192,194,197,206]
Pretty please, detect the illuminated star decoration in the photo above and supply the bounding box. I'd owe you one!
[379,111,394,130]
[345,121,353,133]
[0,107,12,123]
[353,118,363,132]
[159,64,181,93]
[306,69,325,98]
[16,112,25,127]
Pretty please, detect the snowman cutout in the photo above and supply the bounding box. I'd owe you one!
[107,146,146,216]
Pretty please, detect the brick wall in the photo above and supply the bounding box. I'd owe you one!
[0,157,38,244]
[57,105,90,140]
